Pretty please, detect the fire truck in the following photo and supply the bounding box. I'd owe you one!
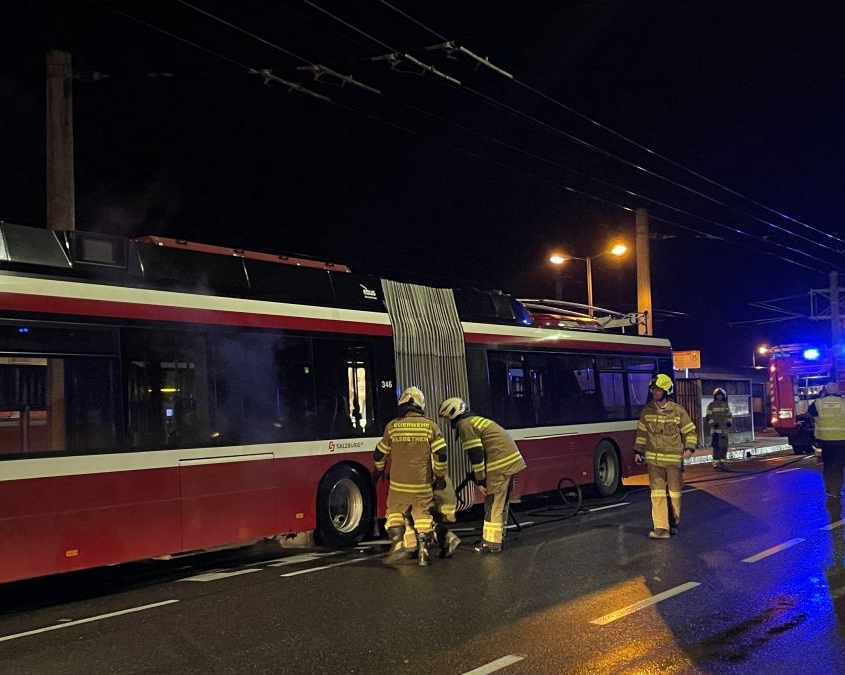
[768,343,837,453]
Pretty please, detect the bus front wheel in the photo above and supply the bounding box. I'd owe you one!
[315,464,375,548]
[594,441,620,497]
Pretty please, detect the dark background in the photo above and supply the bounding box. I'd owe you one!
[2,1,844,367]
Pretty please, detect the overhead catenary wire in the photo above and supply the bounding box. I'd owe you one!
[299,1,845,270]
[375,1,845,249]
[88,2,844,276]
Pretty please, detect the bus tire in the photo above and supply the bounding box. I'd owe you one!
[315,463,375,548]
[593,441,620,497]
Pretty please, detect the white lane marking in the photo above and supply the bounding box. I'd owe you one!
[179,568,261,582]
[0,600,179,643]
[719,476,758,485]
[742,538,805,563]
[588,503,629,512]
[280,554,386,577]
[682,488,696,494]
[775,467,802,474]
[461,654,525,674]
[590,581,700,625]
[821,520,845,531]
[267,552,343,567]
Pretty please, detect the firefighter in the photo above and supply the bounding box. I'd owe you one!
[633,374,697,539]
[809,381,845,499]
[373,386,447,566]
[706,387,733,471]
[438,397,526,553]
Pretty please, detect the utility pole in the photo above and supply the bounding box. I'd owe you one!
[46,49,75,231]
[832,271,841,384]
[636,207,652,335]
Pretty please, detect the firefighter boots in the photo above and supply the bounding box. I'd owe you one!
[417,531,434,566]
[385,526,407,563]
[473,541,502,554]
[435,524,461,558]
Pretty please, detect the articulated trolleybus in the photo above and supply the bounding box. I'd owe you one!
[0,223,672,584]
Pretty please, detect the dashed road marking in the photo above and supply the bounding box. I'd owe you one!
[821,519,845,531]
[589,581,701,625]
[280,554,386,577]
[179,569,261,582]
[588,503,629,512]
[742,538,805,563]
[461,654,525,674]
[0,600,179,643]
[267,552,343,567]
[774,467,802,474]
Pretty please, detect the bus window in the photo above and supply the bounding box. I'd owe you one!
[488,352,531,428]
[0,354,119,456]
[626,357,656,418]
[311,340,376,439]
[124,329,211,450]
[599,371,626,420]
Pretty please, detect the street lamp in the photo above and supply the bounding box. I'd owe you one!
[549,244,627,317]
[753,344,769,369]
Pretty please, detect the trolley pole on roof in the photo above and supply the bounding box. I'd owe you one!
[635,208,652,335]
[46,49,75,231]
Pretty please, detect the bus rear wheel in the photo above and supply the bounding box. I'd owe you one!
[594,441,620,497]
[315,464,374,548]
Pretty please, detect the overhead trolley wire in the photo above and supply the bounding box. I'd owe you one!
[376,1,845,251]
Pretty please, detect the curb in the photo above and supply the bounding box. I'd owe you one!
[685,442,794,465]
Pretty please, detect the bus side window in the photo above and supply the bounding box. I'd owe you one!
[312,340,375,438]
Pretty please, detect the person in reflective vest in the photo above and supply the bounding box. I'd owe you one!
[633,374,697,539]
[438,397,526,554]
[706,387,733,471]
[400,472,461,559]
[373,386,448,566]
[809,381,845,499]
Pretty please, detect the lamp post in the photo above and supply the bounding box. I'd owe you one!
[753,344,769,369]
[549,244,627,317]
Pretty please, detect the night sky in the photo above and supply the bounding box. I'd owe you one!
[3,1,845,369]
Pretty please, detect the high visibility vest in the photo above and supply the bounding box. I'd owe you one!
[814,395,845,441]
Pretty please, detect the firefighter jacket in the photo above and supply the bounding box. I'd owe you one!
[810,395,845,442]
[454,415,526,481]
[705,399,733,433]
[634,400,697,467]
[374,411,447,494]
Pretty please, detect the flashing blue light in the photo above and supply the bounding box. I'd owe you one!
[803,348,821,361]
[16,327,29,334]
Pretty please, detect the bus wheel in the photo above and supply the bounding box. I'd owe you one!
[315,464,375,548]
[594,441,620,497]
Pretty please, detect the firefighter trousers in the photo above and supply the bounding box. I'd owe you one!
[482,471,518,546]
[711,432,729,462]
[386,489,434,535]
[648,464,684,530]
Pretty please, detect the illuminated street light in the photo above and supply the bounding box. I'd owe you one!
[549,244,628,316]
[753,344,769,369]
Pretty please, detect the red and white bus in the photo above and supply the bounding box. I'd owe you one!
[0,224,672,583]
[768,343,836,454]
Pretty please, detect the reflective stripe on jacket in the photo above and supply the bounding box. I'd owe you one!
[813,395,845,441]
[374,411,447,488]
[456,415,526,481]
[634,400,697,467]
[705,400,732,431]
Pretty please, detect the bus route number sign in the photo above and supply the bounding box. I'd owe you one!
[673,350,701,370]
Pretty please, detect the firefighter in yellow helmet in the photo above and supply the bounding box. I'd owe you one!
[633,374,697,539]
[373,386,447,565]
[438,397,526,553]
[706,387,733,471]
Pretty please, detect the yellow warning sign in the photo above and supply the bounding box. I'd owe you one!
[673,350,701,370]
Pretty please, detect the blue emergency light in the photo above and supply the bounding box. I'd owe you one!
[803,348,821,361]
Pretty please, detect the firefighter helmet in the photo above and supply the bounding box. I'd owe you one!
[398,386,425,411]
[438,397,467,420]
[649,373,674,395]
[713,387,726,399]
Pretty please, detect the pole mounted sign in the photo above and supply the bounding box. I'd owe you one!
[673,350,701,370]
